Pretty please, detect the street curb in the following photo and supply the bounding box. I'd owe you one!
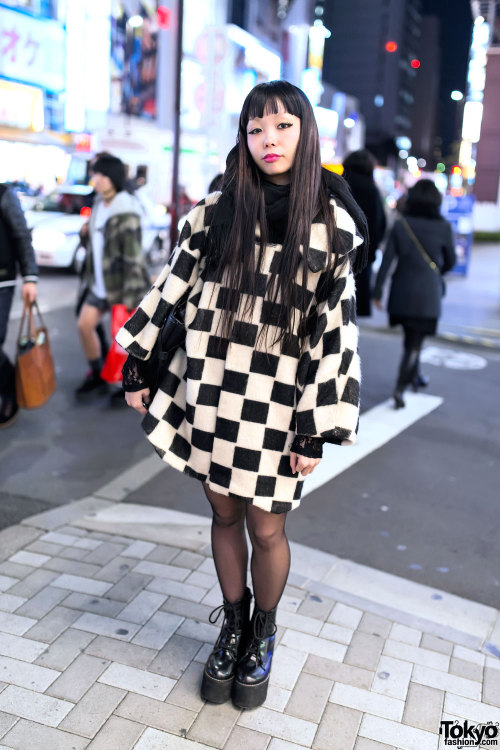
[17,496,500,657]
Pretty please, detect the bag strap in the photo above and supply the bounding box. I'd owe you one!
[16,300,46,343]
[400,216,440,276]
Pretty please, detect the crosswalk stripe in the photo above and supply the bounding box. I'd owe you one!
[302,392,443,497]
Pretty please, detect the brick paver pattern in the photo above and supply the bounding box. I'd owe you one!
[0,522,498,750]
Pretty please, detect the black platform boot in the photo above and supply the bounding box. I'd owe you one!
[393,348,419,409]
[232,604,277,709]
[201,587,252,704]
[412,371,429,390]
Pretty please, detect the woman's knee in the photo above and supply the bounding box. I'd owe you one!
[204,485,245,528]
[248,516,286,551]
[78,305,100,335]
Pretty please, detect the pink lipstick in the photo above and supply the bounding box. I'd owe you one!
[264,154,281,162]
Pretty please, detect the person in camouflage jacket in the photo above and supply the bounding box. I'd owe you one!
[76,154,150,399]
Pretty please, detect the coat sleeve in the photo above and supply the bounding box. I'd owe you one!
[295,259,360,446]
[1,187,38,281]
[115,200,208,360]
[372,223,398,300]
[121,214,149,311]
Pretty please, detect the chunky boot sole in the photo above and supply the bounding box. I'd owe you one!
[232,675,269,709]
[201,669,233,704]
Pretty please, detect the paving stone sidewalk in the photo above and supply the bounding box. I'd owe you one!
[0,498,498,750]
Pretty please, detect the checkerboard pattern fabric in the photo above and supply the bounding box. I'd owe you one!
[116,192,363,513]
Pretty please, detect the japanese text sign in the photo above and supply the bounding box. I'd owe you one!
[0,5,65,92]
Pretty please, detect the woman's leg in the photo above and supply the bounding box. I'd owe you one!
[77,302,104,362]
[202,484,248,603]
[246,504,290,611]
[410,332,427,388]
[232,504,289,709]
[394,326,423,406]
[201,485,250,703]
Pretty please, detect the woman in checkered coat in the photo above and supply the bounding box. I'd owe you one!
[117,81,368,708]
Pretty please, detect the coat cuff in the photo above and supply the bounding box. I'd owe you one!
[291,435,324,459]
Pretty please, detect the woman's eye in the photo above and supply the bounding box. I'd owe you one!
[248,128,260,135]
[278,122,293,129]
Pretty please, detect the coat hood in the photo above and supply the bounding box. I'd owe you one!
[94,190,142,220]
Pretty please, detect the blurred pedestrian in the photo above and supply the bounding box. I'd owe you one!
[177,186,194,217]
[0,183,38,427]
[117,80,368,708]
[208,173,224,192]
[373,179,456,408]
[75,154,149,401]
[343,150,386,316]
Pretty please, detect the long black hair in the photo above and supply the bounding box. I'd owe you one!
[210,80,368,349]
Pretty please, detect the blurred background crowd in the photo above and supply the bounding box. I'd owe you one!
[1,0,498,277]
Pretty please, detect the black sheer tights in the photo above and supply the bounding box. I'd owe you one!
[203,484,290,612]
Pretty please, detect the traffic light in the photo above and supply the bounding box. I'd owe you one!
[385,41,397,52]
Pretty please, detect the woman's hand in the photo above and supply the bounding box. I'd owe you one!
[125,387,151,416]
[290,452,321,477]
[373,298,384,311]
[21,282,37,305]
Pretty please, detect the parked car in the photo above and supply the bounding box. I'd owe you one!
[26,186,93,271]
[26,185,170,272]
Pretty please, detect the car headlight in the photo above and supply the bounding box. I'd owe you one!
[32,228,67,251]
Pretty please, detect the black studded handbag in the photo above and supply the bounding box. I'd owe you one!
[144,289,190,399]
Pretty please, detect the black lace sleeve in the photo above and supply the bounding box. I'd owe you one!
[291,435,324,459]
[122,355,148,392]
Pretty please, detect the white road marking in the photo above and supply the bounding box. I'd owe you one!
[420,346,488,370]
[94,454,166,502]
[302,392,443,497]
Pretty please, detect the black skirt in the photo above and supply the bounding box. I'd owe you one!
[389,315,437,336]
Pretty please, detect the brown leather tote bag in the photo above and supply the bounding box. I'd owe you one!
[15,301,56,408]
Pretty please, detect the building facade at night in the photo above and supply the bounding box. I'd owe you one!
[470,0,500,227]
[322,0,424,165]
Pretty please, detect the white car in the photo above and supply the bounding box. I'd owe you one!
[27,186,91,271]
[26,185,170,271]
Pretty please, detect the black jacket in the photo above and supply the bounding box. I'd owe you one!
[0,184,38,288]
[343,170,386,264]
[373,215,456,319]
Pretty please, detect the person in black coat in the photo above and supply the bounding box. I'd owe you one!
[0,184,38,427]
[343,150,387,316]
[373,179,456,408]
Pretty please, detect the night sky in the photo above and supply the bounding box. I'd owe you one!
[422,0,473,159]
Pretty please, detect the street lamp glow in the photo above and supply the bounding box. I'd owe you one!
[451,90,464,101]
[344,117,356,128]
[128,15,143,28]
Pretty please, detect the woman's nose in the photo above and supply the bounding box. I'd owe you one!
[264,130,276,147]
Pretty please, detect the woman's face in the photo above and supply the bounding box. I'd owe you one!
[91,172,115,196]
[246,103,301,185]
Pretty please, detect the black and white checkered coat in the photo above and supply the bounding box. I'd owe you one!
[116,192,362,513]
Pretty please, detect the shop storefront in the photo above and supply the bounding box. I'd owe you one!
[0,3,68,187]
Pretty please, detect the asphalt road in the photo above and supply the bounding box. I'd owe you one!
[1,271,499,609]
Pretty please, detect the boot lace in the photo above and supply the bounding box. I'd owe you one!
[208,603,240,661]
[244,610,277,667]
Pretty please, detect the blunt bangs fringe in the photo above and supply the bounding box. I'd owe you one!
[241,80,309,125]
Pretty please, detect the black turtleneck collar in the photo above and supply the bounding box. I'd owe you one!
[262,180,290,244]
